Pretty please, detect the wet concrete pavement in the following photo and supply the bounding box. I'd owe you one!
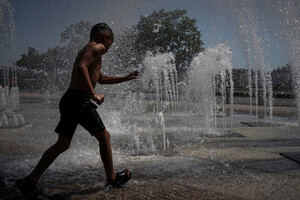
[0,93,299,200]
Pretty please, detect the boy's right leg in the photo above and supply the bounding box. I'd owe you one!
[16,134,71,199]
[26,134,71,185]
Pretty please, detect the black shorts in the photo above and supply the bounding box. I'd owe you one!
[54,89,106,140]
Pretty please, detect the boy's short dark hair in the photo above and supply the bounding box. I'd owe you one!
[90,23,114,40]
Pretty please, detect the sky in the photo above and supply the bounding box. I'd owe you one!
[1,0,292,69]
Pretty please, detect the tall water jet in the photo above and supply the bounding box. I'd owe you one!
[187,42,234,131]
[230,0,274,122]
[0,0,24,127]
[142,52,179,113]
[138,52,179,152]
[278,0,300,125]
[0,0,17,90]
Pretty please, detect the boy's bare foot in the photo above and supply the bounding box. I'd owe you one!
[105,168,132,189]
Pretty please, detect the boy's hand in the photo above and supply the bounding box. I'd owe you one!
[91,94,105,105]
[127,71,140,80]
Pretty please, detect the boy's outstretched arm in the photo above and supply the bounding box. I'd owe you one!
[98,70,140,84]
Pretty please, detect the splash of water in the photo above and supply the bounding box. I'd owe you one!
[0,0,17,86]
[230,0,274,122]
[0,0,24,127]
[278,0,300,125]
[142,52,179,113]
[0,109,24,127]
[187,43,234,130]
[156,111,166,151]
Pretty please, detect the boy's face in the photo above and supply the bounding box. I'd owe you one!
[103,35,114,51]
[95,34,113,53]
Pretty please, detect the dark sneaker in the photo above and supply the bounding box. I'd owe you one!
[16,177,38,200]
[105,169,132,189]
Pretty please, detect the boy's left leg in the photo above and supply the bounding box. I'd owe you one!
[79,102,131,187]
[94,129,116,181]
[94,129,131,188]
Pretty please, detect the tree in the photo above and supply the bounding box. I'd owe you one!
[133,9,204,77]
[58,20,92,69]
[60,20,92,53]
[40,20,92,91]
[16,47,44,69]
[271,64,294,93]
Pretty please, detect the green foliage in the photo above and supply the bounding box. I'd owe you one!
[16,10,204,89]
[59,20,92,59]
[133,9,204,75]
[60,20,91,45]
[16,20,92,91]
[16,47,44,69]
[272,64,294,92]
[16,20,91,69]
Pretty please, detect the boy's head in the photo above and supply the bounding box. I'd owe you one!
[90,23,114,52]
[90,23,114,41]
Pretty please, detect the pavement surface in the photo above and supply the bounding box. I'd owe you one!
[0,92,299,200]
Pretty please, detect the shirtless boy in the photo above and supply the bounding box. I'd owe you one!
[16,23,138,199]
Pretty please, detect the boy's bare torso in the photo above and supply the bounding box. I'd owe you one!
[69,43,103,93]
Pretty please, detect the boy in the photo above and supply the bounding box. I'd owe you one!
[16,23,138,199]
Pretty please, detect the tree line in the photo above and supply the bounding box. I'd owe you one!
[15,9,295,98]
[16,9,204,91]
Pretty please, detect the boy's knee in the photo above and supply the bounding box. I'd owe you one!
[94,129,110,142]
[54,136,71,153]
